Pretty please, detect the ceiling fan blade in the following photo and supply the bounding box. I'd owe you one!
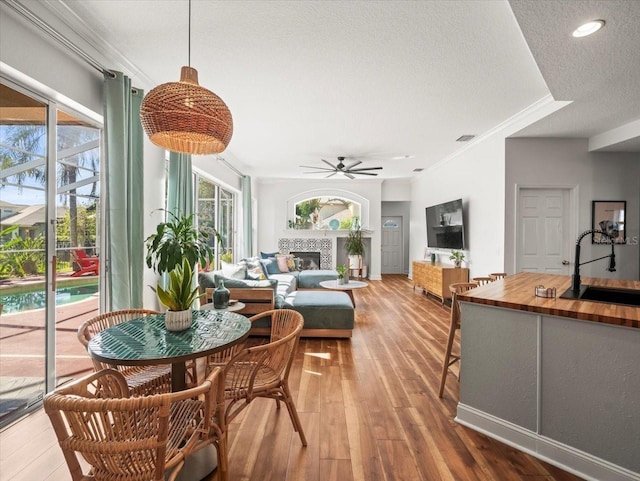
[345,172,356,179]
[300,165,336,171]
[345,160,362,170]
[321,159,338,169]
[326,172,337,178]
[350,171,378,176]
[347,166,383,172]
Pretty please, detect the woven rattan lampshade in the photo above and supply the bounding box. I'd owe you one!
[140,66,233,155]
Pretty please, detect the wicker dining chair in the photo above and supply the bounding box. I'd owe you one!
[221,310,307,446]
[438,282,478,398]
[472,276,493,286]
[205,308,300,371]
[489,272,507,280]
[78,309,173,396]
[44,367,225,481]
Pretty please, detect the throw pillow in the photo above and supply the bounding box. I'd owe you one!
[260,251,279,259]
[260,258,281,276]
[241,257,266,280]
[276,254,290,273]
[221,261,247,280]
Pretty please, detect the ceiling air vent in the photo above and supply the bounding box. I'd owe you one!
[456,135,475,142]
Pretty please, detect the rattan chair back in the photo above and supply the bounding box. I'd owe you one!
[223,311,307,446]
[77,309,172,396]
[44,368,224,481]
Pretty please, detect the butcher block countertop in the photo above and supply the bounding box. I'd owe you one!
[457,272,640,328]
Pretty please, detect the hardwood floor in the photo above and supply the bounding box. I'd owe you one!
[0,275,584,481]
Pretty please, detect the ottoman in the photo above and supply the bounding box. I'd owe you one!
[297,269,339,288]
[250,290,354,338]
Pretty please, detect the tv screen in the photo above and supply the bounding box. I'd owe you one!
[425,199,465,249]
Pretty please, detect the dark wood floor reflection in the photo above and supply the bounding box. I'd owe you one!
[0,275,583,481]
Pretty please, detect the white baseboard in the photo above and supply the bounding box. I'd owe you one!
[455,404,640,481]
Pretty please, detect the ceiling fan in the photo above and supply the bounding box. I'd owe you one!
[301,156,383,179]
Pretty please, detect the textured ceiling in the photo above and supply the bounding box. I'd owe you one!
[509,0,640,153]
[32,0,639,179]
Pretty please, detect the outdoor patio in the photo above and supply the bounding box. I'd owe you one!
[0,279,98,426]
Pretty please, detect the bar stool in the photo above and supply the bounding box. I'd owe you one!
[472,276,493,286]
[489,272,506,280]
[438,282,478,398]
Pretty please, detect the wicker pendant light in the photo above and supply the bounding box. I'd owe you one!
[140,0,233,155]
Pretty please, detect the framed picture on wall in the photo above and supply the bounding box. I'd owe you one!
[591,200,626,244]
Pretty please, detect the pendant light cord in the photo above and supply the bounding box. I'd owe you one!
[188,0,191,67]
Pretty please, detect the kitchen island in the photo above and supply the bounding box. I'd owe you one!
[456,272,639,481]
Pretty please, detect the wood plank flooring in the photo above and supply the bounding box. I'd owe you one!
[0,275,584,481]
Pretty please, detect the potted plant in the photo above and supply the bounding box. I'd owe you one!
[336,264,348,285]
[345,225,365,272]
[153,258,203,331]
[145,211,219,277]
[449,250,465,268]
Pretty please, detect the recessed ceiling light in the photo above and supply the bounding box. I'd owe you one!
[392,154,414,160]
[572,20,605,38]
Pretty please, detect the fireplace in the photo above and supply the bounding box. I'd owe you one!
[278,238,332,269]
[291,251,321,270]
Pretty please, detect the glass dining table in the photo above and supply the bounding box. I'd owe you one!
[87,309,251,391]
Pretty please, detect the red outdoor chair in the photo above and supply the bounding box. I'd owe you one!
[71,249,99,277]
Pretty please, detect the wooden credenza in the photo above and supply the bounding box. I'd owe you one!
[412,261,469,305]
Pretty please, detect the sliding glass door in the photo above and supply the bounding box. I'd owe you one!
[0,81,101,427]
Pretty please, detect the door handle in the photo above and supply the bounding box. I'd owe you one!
[562,260,570,266]
[51,255,57,291]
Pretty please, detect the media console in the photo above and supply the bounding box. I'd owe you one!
[412,260,469,305]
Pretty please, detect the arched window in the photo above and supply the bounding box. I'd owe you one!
[290,196,362,230]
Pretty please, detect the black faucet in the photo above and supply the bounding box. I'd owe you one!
[571,229,616,292]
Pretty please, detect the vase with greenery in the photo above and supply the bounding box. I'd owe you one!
[449,250,465,268]
[153,259,202,331]
[345,226,365,271]
[145,211,219,276]
[336,264,348,285]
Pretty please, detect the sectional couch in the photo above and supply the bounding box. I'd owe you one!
[198,257,355,338]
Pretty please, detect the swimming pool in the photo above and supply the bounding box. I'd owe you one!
[0,282,99,314]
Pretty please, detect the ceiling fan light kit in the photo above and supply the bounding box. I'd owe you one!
[140,0,233,155]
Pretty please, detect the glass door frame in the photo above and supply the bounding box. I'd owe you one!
[1,73,104,400]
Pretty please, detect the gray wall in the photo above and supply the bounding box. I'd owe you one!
[505,138,640,280]
[381,201,411,274]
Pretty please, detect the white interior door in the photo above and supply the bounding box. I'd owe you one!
[517,188,571,274]
[381,216,403,274]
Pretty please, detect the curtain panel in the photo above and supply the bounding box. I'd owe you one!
[242,175,253,258]
[167,152,193,217]
[103,71,144,309]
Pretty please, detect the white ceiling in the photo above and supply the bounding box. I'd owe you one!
[35,0,640,179]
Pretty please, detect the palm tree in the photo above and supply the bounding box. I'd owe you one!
[1,123,100,257]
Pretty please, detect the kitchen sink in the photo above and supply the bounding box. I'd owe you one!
[560,285,640,307]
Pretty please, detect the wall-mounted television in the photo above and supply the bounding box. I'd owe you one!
[425,199,466,249]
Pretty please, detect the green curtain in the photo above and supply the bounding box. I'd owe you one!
[242,175,253,258]
[167,152,193,217]
[103,71,144,309]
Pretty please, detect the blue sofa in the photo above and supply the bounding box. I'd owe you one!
[198,262,354,338]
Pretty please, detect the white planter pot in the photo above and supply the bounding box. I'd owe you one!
[348,255,362,269]
[165,309,192,332]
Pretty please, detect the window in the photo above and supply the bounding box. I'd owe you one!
[290,196,361,230]
[196,176,235,267]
